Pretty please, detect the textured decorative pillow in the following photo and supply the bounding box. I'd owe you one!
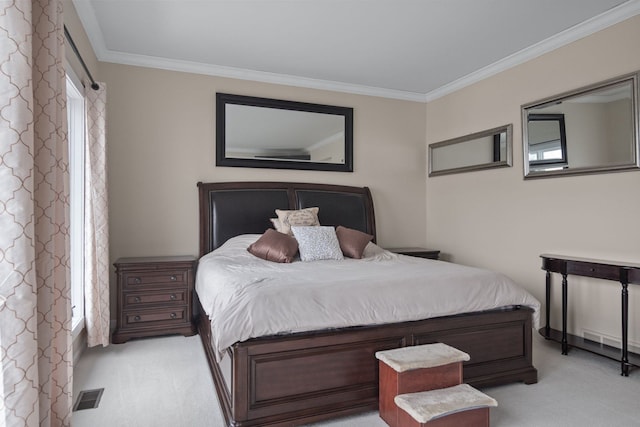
[270,218,283,232]
[275,207,320,235]
[335,226,374,259]
[291,226,344,262]
[247,229,299,263]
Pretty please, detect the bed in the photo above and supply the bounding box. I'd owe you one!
[195,181,539,427]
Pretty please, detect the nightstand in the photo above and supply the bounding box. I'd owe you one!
[112,256,197,344]
[386,247,440,260]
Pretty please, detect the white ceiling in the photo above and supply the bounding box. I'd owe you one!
[73,0,640,102]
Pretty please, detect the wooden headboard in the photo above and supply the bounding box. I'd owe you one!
[197,181,376,257]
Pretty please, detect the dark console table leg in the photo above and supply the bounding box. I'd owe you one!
[541,255,639,376]
[561,273,568,355]
[545,270,551,338]
[621,268,630,376]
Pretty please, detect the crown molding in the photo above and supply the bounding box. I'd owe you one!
[424,0,640,102]
[98,50,427,102]
[71,0,108,59]
[74,0,640,104]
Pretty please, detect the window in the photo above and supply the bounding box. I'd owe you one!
[66,69,86,338]
[527,113,568,171]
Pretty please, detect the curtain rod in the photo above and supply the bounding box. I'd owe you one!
[64,25,99,91]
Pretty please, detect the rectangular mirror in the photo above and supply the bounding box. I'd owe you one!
[522,72,640,178]
[216,93,353,172]
[429,124,512,177]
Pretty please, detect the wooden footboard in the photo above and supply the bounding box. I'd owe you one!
[196,300,537,427]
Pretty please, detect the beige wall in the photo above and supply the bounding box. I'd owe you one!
[102,63,427,315]
[426,15,640,348]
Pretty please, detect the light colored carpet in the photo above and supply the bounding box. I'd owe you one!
[73,333,640,427]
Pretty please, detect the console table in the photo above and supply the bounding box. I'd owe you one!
[540,254,640,376]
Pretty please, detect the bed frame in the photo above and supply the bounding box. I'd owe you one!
[196,181,537,427]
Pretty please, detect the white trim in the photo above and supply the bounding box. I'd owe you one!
[72,324,87,366]
[72,317,85,340]
[65,61,84,93]
[66,73,86,343]
[71,0,109,60]
[100,50,427,102]
[73,0,640,103]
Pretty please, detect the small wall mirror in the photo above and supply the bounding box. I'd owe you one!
[216,93,353,172]
[429,124,513,177]
[522,72,640,178]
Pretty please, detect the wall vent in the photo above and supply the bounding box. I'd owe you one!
[73,388,104,411]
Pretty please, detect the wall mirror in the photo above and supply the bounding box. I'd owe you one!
[429,124,512,177]
[522,72,639,178]
[216,93,353,172]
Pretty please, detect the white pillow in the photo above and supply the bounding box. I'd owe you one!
[291,226,344,262]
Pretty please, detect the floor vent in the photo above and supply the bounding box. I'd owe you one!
[73,388,104,411]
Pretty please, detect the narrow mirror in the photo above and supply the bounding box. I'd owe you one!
[429,124,513,177]
[522,72,639,178]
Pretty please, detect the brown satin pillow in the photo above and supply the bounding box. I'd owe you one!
[247,229,299,263]
[335,226,373,259]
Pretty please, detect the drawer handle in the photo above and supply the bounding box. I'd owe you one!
[169,294,176,301]
[590,268,596,272]
[134,315,141,321]
[134,296,141,303]
[133,277,141,284]
[170,312,177,319]
[170,275,177,281]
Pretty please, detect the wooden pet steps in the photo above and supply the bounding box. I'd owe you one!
[395,384,498,427]
[376,343,497,427]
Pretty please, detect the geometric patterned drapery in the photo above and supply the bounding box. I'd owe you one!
[0,0,73,425]
[84,84,110,347]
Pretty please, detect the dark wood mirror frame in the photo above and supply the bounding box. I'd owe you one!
[216,93,354,172]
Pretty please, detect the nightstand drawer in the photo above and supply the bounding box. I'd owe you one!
[123,289,187,308]
[123,270,187,288]
[124,308,186,326]
[113,256,197,344]
[386,247,440,260]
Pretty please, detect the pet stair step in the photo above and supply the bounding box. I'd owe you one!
[394,383,497,427]
[376,343,471,427]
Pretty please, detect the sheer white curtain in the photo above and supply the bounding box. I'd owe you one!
[84,84,110,347]
[0,0,73,425]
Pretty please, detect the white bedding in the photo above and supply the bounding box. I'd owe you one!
[196,235,540,361]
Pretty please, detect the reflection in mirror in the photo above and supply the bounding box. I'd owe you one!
[216,93,353,172]
[429,124,512,177]
[527,114,567,171]
[523,72,639,178]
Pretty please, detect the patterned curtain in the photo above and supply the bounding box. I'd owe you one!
[0,0,73,425]
[84,84,110,347]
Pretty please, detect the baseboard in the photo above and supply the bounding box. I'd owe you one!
[73,327,87,366]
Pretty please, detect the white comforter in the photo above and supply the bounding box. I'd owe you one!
[196,235,540,360]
